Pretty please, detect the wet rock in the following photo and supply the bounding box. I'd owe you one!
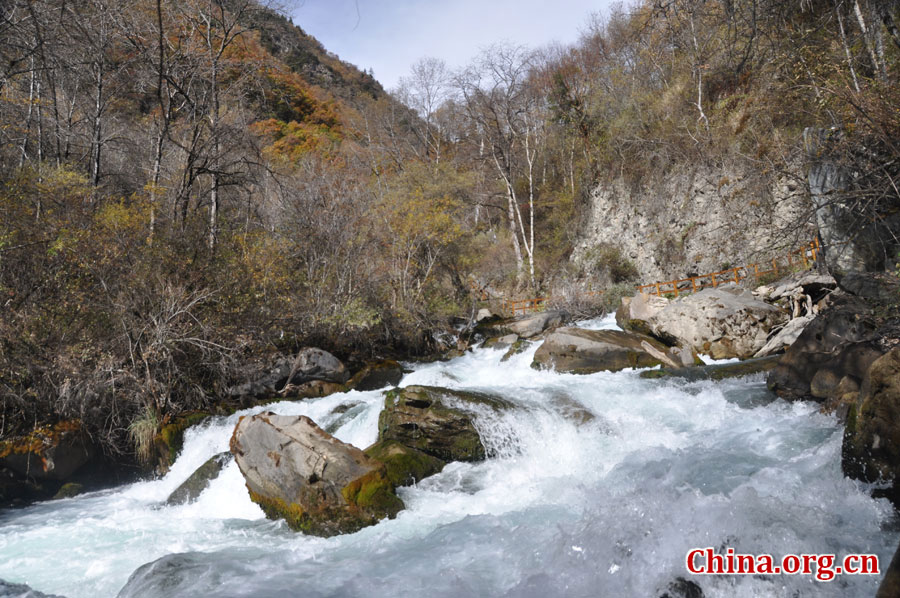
[0,420,96,481]
[839,272,900,305]
[482,334,518,350]
[532,328,668,374]
[641,354,782,382]
[659,577,704,598]
[877,538,900,598]
[230,412,402,536]
[280,379,347,399]
[647,284,789,359]
[154,412,212,470]
[504,310,568,339]
[842,347,900,506]
[767,295,883,402]
[754,315,814,357]
[0,580,65,598]
[347,360,404,391]
[616,292,670,335]
[227,348,349,404]
[53,482,84,499]
[378,386,509,463]
[364,440,446,487]
[166,452,232,505]
[501,339,532,362]
[289,347,350,384]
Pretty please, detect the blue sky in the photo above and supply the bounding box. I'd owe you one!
[287,0,614,90]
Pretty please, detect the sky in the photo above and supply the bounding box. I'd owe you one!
[286,0,613,91]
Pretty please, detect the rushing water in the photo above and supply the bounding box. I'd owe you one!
[0,315,896,597]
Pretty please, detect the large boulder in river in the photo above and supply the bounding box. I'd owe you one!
[504,310,568,338]
[377,386,508,463]
[478,310,568,340]
[532,328,669,374]
[230,412,402,536]
[367,385,509,486]
[842,347,900,506]
[616,292,670,335]
[228,348,349,404]
[647,284,789,359]
[767,295,883,402]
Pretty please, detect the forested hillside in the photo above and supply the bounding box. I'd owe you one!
[1,0,899,462]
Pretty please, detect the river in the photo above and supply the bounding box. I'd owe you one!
[0,315,895,597]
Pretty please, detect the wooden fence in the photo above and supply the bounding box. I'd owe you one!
[476,238,822,316]
[636,239,819,297]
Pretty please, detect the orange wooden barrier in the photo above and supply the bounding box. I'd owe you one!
[475,238,823,316]
[637,239,820,298]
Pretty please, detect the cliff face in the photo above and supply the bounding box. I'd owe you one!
[572,163,815,283]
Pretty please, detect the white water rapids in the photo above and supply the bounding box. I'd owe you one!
[0,315,896,597]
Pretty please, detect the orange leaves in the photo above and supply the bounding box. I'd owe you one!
[251,118,340,163]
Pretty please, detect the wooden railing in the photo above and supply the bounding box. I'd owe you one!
[500,296,549,316]
[476,238,823,316]
[637,239,819,297]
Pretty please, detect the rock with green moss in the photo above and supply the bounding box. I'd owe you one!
[347,360,404,391]
[365,440,446,486]
[155,412,211,469]
[532,328,668,374]
[379,386,510,463]
[166,452,232,505]
[501,339,531,362]
[0,420,96,481]
[842,347,900,507]
[53,482,84,499]
[230,412,403,536]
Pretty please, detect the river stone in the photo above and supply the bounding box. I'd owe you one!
[228,348,349,404]
[476,308,493,322]
[347,360,404,391]
[378,386,509,463]
[504,310,568,339]
[364,440,446,487]
[230,412,402,536]
[647,285,789,359]
[616,293,670,335]
[754,315,814,357]
[842,347,900,506]
[767,295,883,402]
[532,328,667,374]
[166,452,232,505]
[877,538,900,598]
[482,334,519,349]
[640,354,782,382]
[288,348,349,384]
[0,421,96,481]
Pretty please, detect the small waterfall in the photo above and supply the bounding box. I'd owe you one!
[0,315,896,598]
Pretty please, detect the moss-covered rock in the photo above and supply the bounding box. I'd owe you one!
[842,347,900,506]
[231,412,403,536]
[532,328,667,374]
[155,412,212,469]
[53,482,84,499]
[501,339,531,362]
[365,440,446,486]
[379,386,510,463]
[0,420,95,481]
